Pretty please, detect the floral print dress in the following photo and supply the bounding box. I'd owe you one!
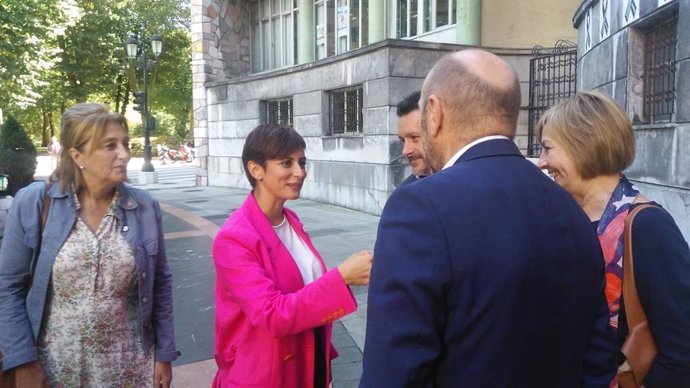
[37,193,153,387]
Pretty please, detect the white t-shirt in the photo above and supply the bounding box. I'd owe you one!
[273,215,323,285]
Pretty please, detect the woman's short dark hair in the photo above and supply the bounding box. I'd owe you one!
[242,124,306,188]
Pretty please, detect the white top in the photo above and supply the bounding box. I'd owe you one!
[273,215,323,285]
[442,135,510,170]
[0,196,13,240]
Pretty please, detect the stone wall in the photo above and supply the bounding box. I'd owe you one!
[191,0,251,185]
[481,0,579,48]
[573,0,690,240]
[203,40,532,215]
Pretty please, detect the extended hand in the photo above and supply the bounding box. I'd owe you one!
[338,250,373,286]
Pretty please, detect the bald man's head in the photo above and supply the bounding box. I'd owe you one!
[421,50,521,139]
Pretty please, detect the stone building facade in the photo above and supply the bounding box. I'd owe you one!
[203,41,532,213]
[191,0,579,214]
[573,0,689,239]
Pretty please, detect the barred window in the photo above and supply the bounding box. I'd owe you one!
[329,86,363,135]
[264,98,293,127]
[643,13,678,123]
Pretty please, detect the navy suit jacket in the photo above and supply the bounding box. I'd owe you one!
[361,139,617,388]
[399,173,420,187]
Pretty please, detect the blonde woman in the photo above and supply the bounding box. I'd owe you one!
[538,91,690,387]
[0,103,179,387]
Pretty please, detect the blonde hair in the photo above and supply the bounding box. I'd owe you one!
[536,91,635,179]
[51,103,129,192]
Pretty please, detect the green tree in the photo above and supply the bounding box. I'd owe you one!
[1,0,192,145]
[0,0,62,108]
[147,28,192,139]
[0,116,38,195]
[56,0,133,105]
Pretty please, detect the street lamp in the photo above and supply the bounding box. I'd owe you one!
[126,32,163,173]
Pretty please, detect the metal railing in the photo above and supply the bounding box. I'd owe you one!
[527,40,578,157]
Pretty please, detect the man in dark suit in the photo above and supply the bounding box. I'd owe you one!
[360,50,616,387]
[396,91,429,186]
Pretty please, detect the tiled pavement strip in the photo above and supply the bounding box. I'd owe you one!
[140,181,379,388]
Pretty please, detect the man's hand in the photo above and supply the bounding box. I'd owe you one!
[13,361,49,388]
[154,361,173,388]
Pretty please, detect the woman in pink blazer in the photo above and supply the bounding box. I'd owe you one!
[212,124,373,388]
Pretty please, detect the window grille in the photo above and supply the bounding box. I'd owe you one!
[527,41,578,157]
[643,13,678,123]
[264,98,293,127]
[329,87,363,135]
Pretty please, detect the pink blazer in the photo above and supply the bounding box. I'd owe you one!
[212,193,357,388]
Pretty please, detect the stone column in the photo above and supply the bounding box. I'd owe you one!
[368,0,385,44]
[297,0,314,64]
[191,0,216,186]
[192,0,252,186]
[456,0,481,45]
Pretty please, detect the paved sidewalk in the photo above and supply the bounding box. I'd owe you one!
[140,180,379,387]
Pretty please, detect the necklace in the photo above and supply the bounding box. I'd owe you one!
[272,213,287,228]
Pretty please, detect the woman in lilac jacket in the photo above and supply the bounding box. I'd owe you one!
[212,124,373,388]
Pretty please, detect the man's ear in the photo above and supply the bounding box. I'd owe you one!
[426,95,444,137]
[247,161,264,182]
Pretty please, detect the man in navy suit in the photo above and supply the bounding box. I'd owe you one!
[360,50,616,387]
[396,91,429,186]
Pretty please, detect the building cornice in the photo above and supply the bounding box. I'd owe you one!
[573,0,597,28]
[205,39,533,88]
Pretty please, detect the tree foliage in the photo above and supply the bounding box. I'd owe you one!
[0,116,38,195]
[0,0,62,107]
[149,29,192,136]
[0,0,191,146]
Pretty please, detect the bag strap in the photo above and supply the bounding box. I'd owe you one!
[623,203,656,328]
[30,182,52,277]
[40,182,52,233]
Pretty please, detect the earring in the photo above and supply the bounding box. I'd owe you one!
[79,165,85,170]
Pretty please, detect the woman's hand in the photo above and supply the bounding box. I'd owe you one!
[13,361,49,387]
[337,250,373,286]
[154,361,172,388]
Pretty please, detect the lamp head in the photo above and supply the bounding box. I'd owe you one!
[151,34,163,57]
[126,34,138,60]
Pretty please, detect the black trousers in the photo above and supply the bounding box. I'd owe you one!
[314,326,327,388]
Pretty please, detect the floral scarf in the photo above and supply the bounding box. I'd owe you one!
[597,175,639,331]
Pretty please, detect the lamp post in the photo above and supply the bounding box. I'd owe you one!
[126,32,162,174]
